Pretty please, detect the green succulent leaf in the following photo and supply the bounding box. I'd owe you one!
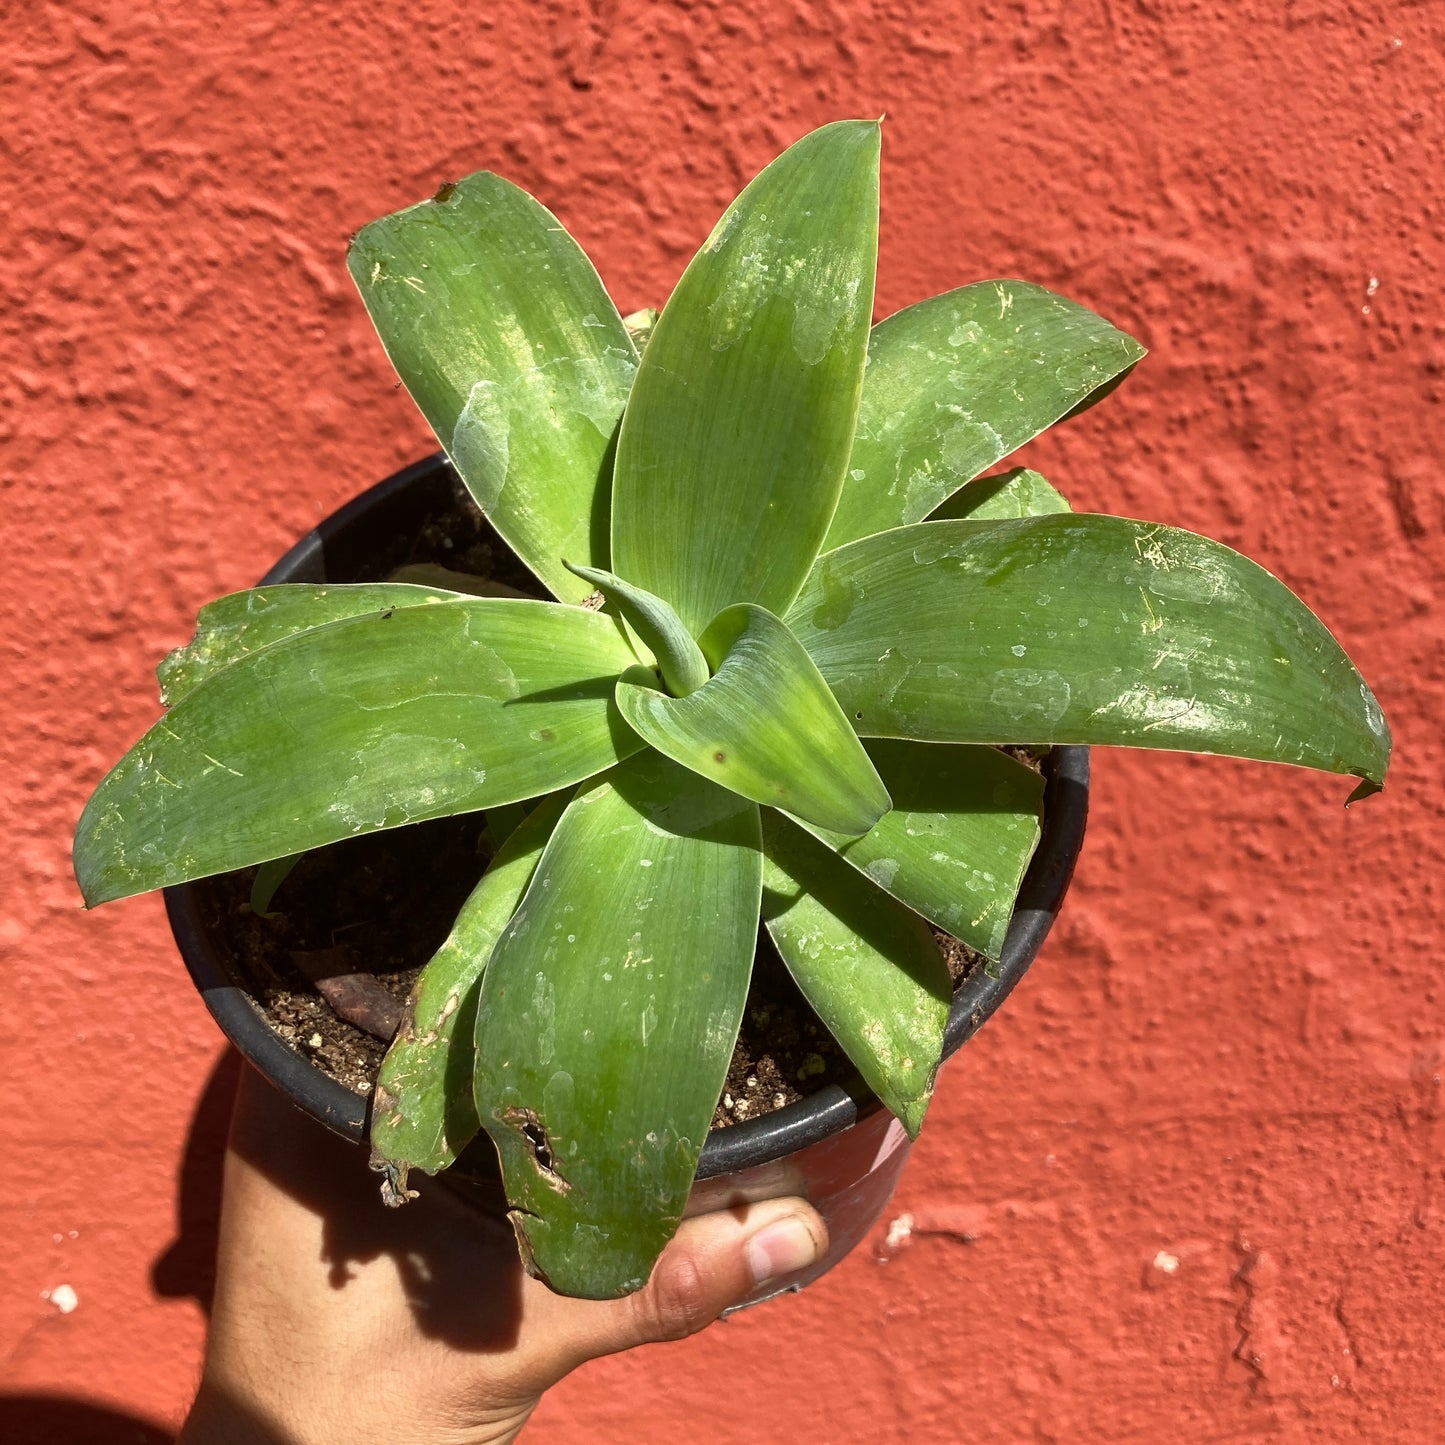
[615,603,891,836]
[249,853,301,918]
[760,811,949,1137]
[788,516,1391,789]
[348,172,637,603]
[928,467,1071,523]
[801,740,1044,962]
[370,790,571,1192]
[563,562,710,697]
[74,600,644,905]
[824,282,1144,551]
[472,753,762,1298]
[158,583,467,706]
[611,120,881,633]
[482,802,530,853]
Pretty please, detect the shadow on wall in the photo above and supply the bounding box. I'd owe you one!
[0,1050,242,1444]
[151,1046,245,1314]
[7,1040,536,1440]
[0,1396,174,1443]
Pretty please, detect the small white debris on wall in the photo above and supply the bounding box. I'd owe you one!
[883,1212,914,1251]
[1152,1250,1181,1274]
[42,1283,78,1314]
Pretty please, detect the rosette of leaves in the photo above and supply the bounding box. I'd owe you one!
[73,121,1390,1299]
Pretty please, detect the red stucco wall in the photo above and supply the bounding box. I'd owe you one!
[4,2,1442,1439]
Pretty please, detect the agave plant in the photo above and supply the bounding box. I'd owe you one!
[73,121,1389,1299]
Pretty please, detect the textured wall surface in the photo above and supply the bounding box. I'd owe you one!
[3,1,1442,1440]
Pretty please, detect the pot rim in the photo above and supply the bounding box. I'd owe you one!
[163,452,1089,1179]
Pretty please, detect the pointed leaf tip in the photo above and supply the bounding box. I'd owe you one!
[1345,774,1384,807]
[761,812,947,1136]
[616,604,890,837]
[790,516,1392,788]
[348,170,636,603]
[611,120,880,633]
[562,562,710,697]
[826,281,1143,550]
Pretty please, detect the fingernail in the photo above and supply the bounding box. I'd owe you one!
[746,1215,822,1285]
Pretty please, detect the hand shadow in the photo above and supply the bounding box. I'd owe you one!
[151,1046,245,1314]
[0,1050,234,1443]
[10,1055,530,1445]
[0,1394,173,1444]
[225,1064,527,1355]
[151,1034,529,1355]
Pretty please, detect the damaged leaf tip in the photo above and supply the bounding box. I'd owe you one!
[370,1156,419,1208]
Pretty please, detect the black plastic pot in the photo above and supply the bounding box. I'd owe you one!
[165,453,1089,1304]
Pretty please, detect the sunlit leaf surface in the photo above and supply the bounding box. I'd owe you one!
[616,603,890,836]
[370,792,570,1189]
[927,466,1071,523]
[472,754,762,1298]
[761,812,949,1136]
[75,600,643,904]
[789,515,1391,789]
[611,120,880,632]
[158,584,467,705]
[800,740,1043,961]
[349,173,637,602]
[791,517,1387,791]
[825,282,1143,550]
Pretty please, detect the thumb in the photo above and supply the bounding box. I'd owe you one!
[550,1196,827,1368]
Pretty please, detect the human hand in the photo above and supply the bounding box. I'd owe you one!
[179,1067,827,1445]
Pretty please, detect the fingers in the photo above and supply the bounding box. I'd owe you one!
[531,1196,827,1378]
[216,1067,830,1436]
[624,1197,826,1347]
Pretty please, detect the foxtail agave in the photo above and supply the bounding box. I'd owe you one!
[75,121,1389,1298]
